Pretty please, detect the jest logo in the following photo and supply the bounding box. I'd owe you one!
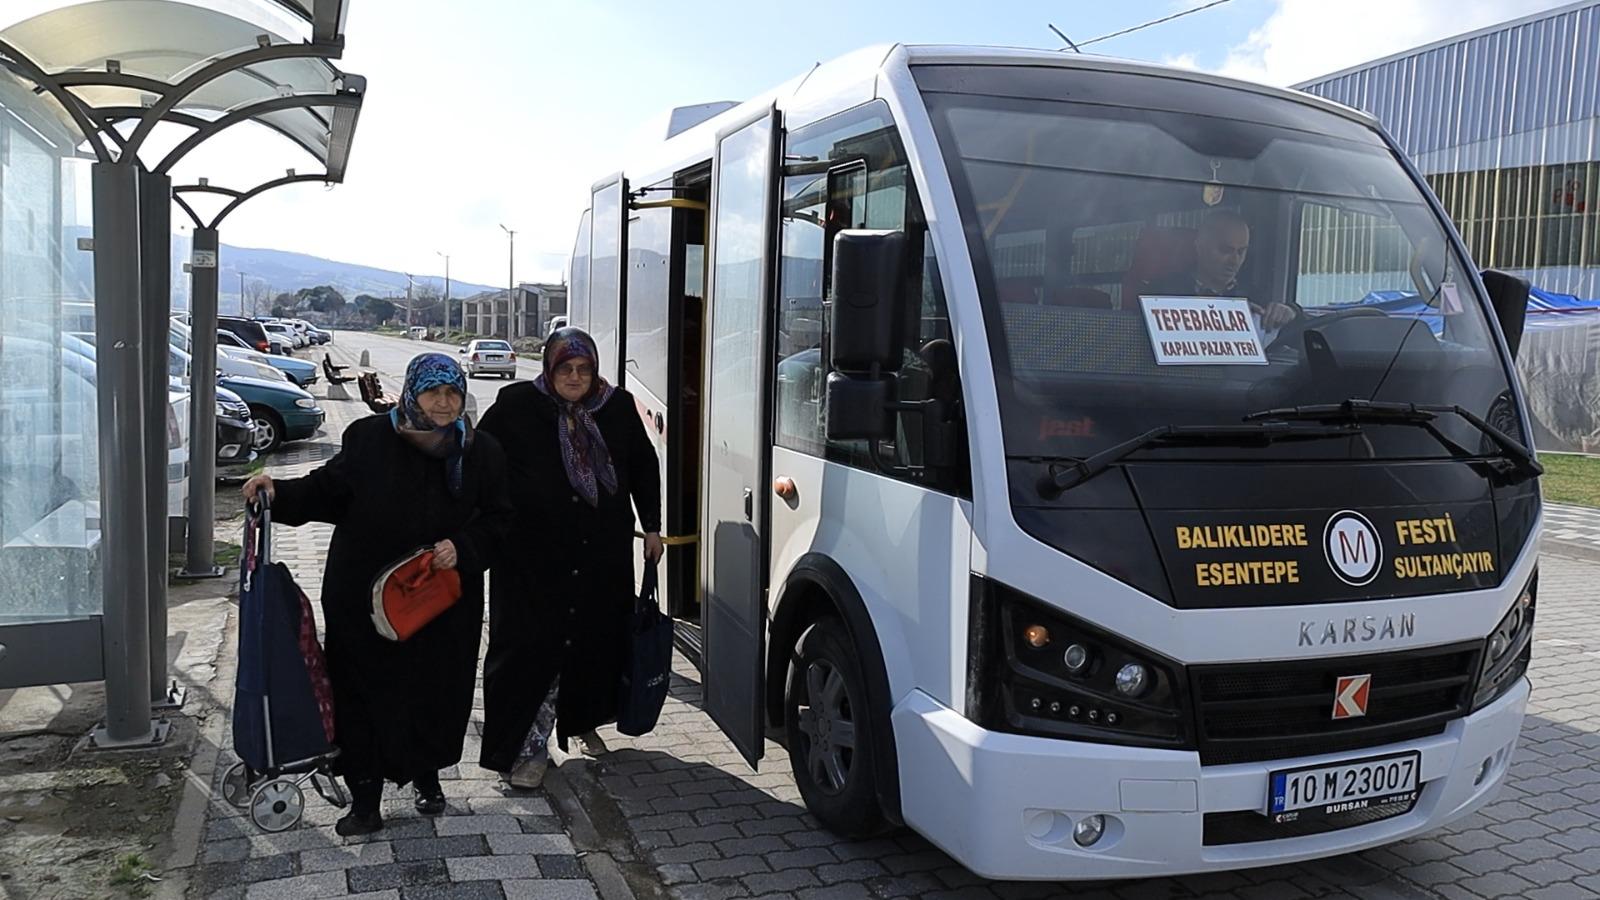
[1324,510,1382,586]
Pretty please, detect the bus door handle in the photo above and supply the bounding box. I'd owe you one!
[743,488,754,522]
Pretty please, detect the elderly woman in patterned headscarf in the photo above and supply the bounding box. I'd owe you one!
[477,327,662,788]
[244,352,513,835]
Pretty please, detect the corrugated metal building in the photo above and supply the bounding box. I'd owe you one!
[1296,0,1600,298]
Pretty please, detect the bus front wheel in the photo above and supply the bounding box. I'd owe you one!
[784,617,885,837]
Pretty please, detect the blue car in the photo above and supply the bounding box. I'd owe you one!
[218,374,326,454]
[259,353,318,388]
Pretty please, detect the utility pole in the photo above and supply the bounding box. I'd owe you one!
[404,273,416,328]
[499,223,515,341]
[238,271,247,316]
[437,250,451,338]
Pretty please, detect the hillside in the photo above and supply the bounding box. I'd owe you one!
[64,227,502,316]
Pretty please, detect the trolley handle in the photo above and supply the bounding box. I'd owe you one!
[243,492,273,588]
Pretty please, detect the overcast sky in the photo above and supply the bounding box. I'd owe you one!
[160,0,1576,288]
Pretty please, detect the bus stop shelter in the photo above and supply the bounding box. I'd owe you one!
[0,0,364,749]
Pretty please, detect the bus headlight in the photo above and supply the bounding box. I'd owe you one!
[966,576,1191,749]
[1473,572,1536,711]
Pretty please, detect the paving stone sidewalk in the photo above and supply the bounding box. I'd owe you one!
[187,352,606,900]
[594,554,1600,900]
[1544,502,1600,556]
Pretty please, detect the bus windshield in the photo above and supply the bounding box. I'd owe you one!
[918,70,1520,466]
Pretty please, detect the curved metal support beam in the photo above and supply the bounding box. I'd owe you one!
[171,192,206,230]
[0,39,112,162]
[126,39,344,156]
[212,172,329,226]
[102,103,329,166]
[54,70,174,95]
[155,92,356,174]
[173,172,331,230]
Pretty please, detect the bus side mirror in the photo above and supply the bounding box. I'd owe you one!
[825,372,893,441]
[1480,269,1529,359]
[830,229,906,374]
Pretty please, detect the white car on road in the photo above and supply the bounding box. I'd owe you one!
[461,339,518,379]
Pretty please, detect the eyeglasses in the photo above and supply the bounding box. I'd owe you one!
[554,361,593,378]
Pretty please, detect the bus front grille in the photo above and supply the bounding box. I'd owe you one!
[1189,642,1481,766]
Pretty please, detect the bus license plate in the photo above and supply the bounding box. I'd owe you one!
[1268,751,1420,821]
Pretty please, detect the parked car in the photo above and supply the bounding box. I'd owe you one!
[214,329,317,386]
[218,315,274,354]
[306,325,332,344]
[263,330,295,356]
[215,385,257,468]
[218,373,325,454]
[546,315,568,337]
[262,322,304,351]
[169,320,285,383]
[460,339,518,379]
[406,326,427,340]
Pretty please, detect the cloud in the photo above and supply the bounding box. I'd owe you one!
[1212,0,1573,87]
[1162,52,1201,71]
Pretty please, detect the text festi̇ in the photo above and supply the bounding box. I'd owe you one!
[1392,514,1495,580]
[1176,523,1306,588]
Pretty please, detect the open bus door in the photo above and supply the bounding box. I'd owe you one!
[588,174,629,386]
[700,104,781,768]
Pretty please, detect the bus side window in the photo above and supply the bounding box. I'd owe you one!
[774,101,968,497]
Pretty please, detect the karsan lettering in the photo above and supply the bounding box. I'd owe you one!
[1394,514,1459,546]
[1298,614,1417,647]
[1177,523,1309,549]
[1195,560,1300,587]
[1394,551,1496,580]
[1151,306,1253,334]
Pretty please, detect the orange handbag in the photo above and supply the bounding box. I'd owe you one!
[369,548,462,641]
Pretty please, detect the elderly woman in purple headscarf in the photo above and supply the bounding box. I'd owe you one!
[477,327,662,788]
[244,352,513,835]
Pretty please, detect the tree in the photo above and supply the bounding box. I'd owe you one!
[298,284,347,315]
[367,298,397,324]
[273,291,299,312]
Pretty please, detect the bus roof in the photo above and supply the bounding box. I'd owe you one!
[613,43,1381,191]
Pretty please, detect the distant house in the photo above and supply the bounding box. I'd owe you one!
[461,282,567,340]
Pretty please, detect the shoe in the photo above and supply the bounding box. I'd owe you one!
[506,756,548,790]
[413,783,446,816]
[334,810,384,836]
[577,730,609,757]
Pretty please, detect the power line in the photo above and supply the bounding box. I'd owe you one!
[1053,0,1236,51]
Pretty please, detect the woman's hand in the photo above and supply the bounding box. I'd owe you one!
[644,532,664,564]
[243,474,275,504]
[432,539,458,570]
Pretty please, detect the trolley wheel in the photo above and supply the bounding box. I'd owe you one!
[311,771,349,808]
[221,762,254,809]
[249,778,305,833]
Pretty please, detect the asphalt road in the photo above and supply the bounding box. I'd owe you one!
[335,330,540,417]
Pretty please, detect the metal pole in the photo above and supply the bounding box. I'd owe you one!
[239,272,246,317]
[139,168,175,707]
[182,227,223,581]
[438,251,450,338]
[91,161,157,747]
[500,224,515,340]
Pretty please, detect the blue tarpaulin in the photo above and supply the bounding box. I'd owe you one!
[1322,285,1600,452]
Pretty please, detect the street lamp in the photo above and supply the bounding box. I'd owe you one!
[436,250,451,338]
[499,223,515,341]
[238,270,248,317]
[403,272,416,328]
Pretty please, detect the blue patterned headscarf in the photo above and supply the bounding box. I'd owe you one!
[390,352,472,496]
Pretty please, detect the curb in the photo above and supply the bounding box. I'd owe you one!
[545,758,665,900]
[154,598,239,900]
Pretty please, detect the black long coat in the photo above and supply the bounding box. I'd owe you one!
[272,415,513,785]
[477,383,661,772]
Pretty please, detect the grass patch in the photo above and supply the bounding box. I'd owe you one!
[1539,453,1600,508]
[109,852,156,897]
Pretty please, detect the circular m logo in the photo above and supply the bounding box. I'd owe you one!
[1324,511,1382,586]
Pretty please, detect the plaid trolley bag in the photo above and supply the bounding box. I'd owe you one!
[221,495,347,832]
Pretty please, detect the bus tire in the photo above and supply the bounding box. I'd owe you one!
[784,616,885,837]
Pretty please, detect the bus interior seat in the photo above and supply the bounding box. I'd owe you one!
[1122,226,1197,302]
[997,277,1041,305]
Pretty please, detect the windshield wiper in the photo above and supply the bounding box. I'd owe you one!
[1036,422,1360,498]
[1242,399,1543,480]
